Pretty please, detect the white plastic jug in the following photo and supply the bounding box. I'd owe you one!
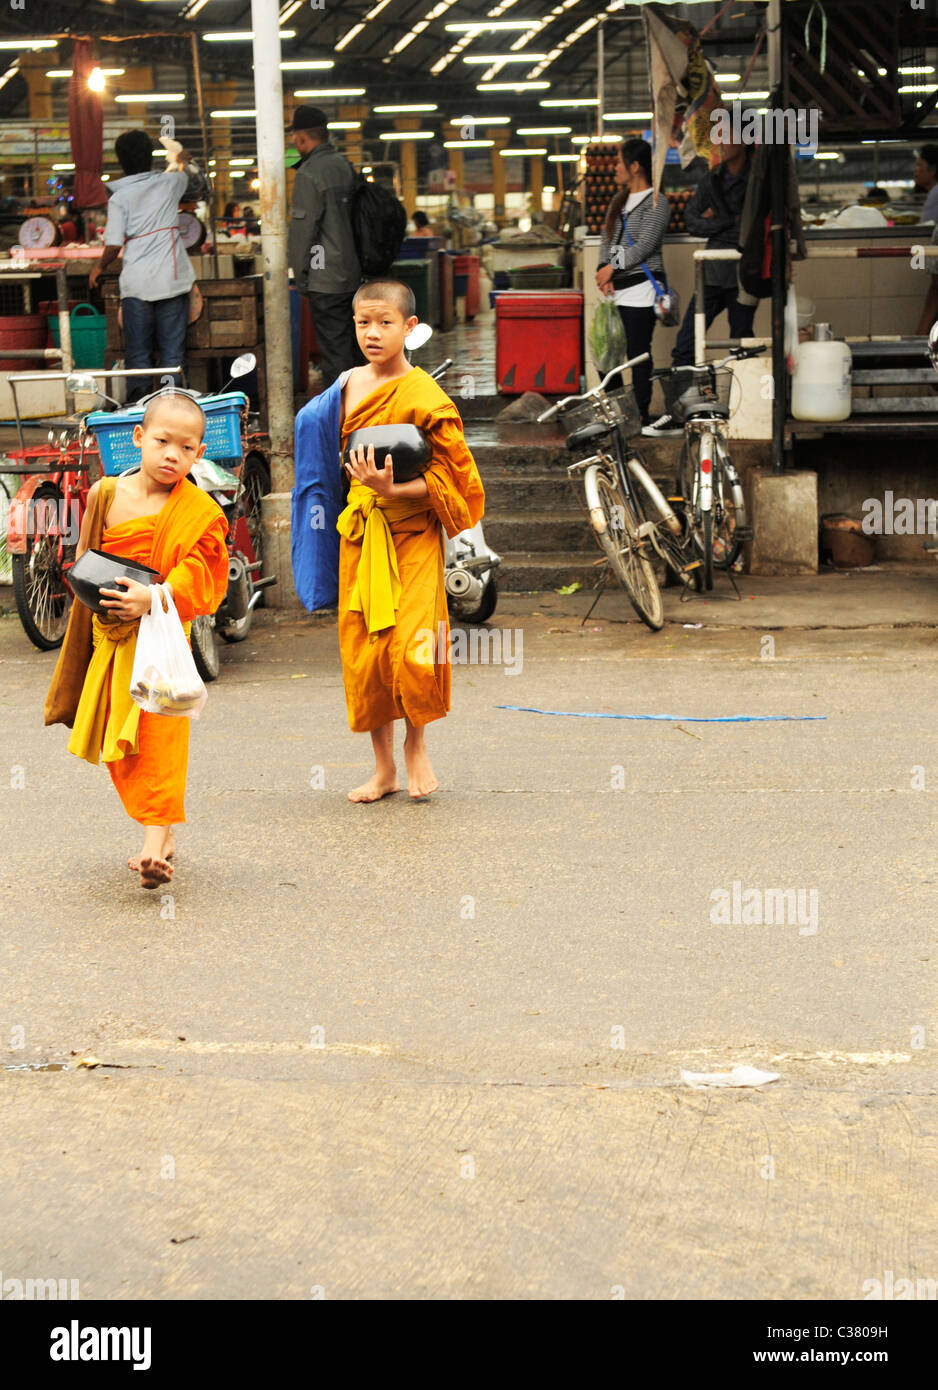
[791,339,852,421]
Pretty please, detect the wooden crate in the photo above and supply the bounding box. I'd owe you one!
[101,276,263,351]
[189,278,262,349]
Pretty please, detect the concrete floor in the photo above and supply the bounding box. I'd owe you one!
[1,571,936,1300]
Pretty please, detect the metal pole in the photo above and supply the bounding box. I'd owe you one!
[767,0,786,471]
[189,31,218,277]
[597,20,605,135]
[56,264,72,372]
[251,0,298,605]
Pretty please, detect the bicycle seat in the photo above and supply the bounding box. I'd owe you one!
[565,421,614,451]
[678,394,730,420]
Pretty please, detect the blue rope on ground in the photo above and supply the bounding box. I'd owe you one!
[496,706,826,723]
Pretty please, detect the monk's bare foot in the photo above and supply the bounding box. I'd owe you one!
[139,856,173,890]
[129,831,173,872]
[128,854,141,873]
[348,771,400,803]
[404,742,438,799]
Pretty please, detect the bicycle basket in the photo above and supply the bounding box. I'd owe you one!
[559,386,641,440]
[672,366,737,424]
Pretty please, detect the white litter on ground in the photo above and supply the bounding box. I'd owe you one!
[680,1065,780,1089]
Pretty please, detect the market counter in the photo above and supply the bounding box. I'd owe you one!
[575,223,934,393]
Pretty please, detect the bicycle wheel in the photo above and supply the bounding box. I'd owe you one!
[584,463,663,630]
[11,482,74,650]
[702,509,714,591]
[626,451,700,589]
[712,439,746,571]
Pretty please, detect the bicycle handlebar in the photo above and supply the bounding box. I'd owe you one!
[651,344,767,381]
[536,353,650,423]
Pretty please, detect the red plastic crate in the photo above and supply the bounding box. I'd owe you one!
[452,254,480,319]
[495,291,583,395]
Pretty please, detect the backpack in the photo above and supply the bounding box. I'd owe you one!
[349,172,407,277]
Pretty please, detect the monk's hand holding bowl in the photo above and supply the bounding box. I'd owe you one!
[347,442,396,498]
[98,577,156,620]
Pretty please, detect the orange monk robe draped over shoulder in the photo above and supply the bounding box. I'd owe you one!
[68,479,228,826]
[337,366,484,733]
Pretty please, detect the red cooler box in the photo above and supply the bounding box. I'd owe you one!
[495,290,583,395]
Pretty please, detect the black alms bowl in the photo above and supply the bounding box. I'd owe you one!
[343,424,431,483]
[66,548,161,615]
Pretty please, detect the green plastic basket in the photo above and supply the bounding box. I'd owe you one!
[48,303,107,370]
[505,264,567,290]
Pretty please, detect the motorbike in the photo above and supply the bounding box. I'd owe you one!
[420,344,501,624]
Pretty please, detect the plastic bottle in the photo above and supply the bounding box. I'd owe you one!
[791,329,852,421]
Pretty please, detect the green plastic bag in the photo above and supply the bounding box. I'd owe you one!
[589,297,627,375]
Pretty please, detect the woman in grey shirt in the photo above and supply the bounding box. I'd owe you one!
[596,139,671,427]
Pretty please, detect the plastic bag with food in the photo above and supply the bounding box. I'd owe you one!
[130,584,207,719]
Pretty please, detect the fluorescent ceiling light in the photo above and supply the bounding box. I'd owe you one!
[379,131,435,140]
[446,21,539,30]
[477,82,550,91]
[813,152,842,160]
[900,84,937,94]
[328,121,362,130]
[51,163,75,171]
[443,140,494,148]
[899,66,935,75]
[737,91,769,100]
[229,158,255,166]
[362,166,372,174]
[446,116,510,125]
[210,109,257,118]
[0,39,57,50]
[716,73,741,82]
[542,185,556,192]
[516,126,572,135]
[499,147,547,156]
[373,104,438,113]
[280,61,334,70]
[572,134,619,145]
[203,31,296,41]
[548,154,580,162]
[540,97,597,108]
[294,88,365,97]
[46,68,124,78]
[115,93,185,103]
[604,112,652,121]
[463,54,548,64]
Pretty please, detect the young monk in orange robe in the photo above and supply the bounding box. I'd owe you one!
[338,279,484,801]
[46,393,228,888]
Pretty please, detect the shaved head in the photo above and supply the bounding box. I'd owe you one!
[142,389,206,438]
[353,279,416,320]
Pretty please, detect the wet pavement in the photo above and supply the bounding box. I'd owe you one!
[1,571,936,1298]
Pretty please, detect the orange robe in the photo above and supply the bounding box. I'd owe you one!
[337,367,484,733]
[69,480,228,826]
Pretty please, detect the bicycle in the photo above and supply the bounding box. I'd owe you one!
[538,354,701,631]
[652,346,765,592]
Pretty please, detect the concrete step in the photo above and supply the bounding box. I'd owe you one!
[498,549,606,592]
[482,472,578,511]
[485,512,595,555]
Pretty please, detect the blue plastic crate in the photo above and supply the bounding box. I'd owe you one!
[88,392,248,476]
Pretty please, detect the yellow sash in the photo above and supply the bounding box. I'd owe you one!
[336,479,432,636]
[67,609,193,766]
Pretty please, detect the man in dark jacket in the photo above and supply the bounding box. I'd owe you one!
[643,142,755,437]
[288,106,365,387]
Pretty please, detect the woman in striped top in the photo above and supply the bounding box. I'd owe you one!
[596,138,672,427]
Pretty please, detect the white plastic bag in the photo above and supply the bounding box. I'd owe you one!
[130,584,207,719]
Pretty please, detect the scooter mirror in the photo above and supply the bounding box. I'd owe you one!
[405,323,433,351]
[66,373,97,395]
[229,353,256,378]
[929,321,938,376]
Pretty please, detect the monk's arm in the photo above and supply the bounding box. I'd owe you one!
[163,515,230,621]
[75,482,100,558]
